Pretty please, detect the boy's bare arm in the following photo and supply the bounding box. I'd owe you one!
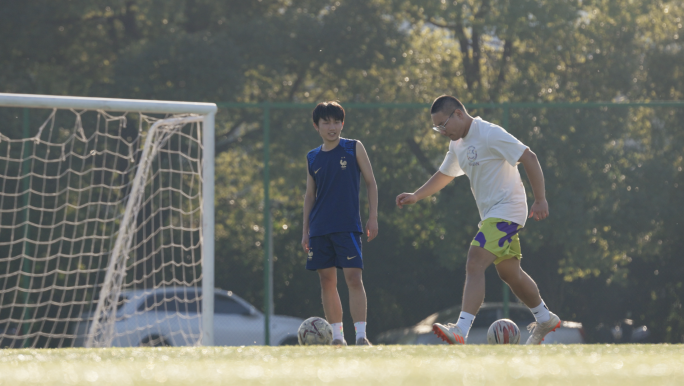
[356,141,378,241]
[301,172,316,251]
[396,171,454,208]
[518,148,549,221]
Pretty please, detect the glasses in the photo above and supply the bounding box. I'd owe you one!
[432,110,455,133]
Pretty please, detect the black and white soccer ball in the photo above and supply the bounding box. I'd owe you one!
[297,317,333,345]
[487,319,521,344]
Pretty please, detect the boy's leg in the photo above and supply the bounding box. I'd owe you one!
[308,235,346,344]
[318,267,346,344]
[342,268,366,324]
[343,268,371,344]
[329,233,370,345]
[318,267,343,324]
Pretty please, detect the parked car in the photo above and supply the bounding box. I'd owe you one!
[375,302,585,345]
[593,319,650,343]
[73,287,302,347]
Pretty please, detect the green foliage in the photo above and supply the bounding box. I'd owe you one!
[2,0,684,343]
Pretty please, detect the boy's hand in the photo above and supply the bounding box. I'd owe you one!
[395,193,418,209]
[366,217,378,241]
[529,199,549,221]
[301,233,310,252]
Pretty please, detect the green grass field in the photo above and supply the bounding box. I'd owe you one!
[0,345,682,385]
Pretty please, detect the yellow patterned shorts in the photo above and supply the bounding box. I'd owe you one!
[470,218,523,265]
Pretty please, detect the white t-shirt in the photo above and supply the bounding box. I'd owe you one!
[438,117,529,226]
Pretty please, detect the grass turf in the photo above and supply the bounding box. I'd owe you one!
[0,345,682,385]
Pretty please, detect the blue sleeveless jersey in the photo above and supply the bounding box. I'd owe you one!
[307,138,363,237]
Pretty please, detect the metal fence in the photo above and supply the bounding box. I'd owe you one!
[3,100,683,346]
[218,101,684,344]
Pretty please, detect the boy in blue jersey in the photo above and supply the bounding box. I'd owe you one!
[302,101,378,346]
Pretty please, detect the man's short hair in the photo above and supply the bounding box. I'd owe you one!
[312,101,345,125]
[430,95,466,115]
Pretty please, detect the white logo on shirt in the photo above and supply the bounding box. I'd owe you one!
[467,146,479,166]
[340,157,347,170]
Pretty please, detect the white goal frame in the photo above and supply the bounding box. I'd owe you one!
[0,93,216,346]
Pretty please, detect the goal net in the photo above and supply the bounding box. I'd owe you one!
[0,94,215,348]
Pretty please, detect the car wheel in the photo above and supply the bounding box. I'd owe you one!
[278,336,299,346]
[139,335,171,347]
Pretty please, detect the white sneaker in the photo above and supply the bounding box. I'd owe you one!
[432,323,466,345]
[525,312,561,345]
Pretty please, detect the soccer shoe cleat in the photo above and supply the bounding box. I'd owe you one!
[432,323,466,345]
[525,312,561,345]
[332,338,348,346]
[355,337,372,346]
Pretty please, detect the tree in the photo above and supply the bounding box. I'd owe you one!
[2,0,684,343]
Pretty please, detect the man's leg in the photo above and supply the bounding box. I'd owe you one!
[494,258,541,308]
[495,257,561,344]
[461,245,498,314]
[433,245,497,344]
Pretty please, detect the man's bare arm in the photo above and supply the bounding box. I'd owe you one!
[396,171,455,208]
[518,148,549,221]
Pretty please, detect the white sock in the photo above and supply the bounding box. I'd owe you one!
[530,300,550,323]
[331,322,344,341]
[354,322,367,340]
[456,312,475,336]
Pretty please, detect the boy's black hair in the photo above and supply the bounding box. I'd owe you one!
[430,95,466,115]
[312,101,345,125]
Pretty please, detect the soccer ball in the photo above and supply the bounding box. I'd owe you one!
[487,319,521,344]
[298,317,333,345]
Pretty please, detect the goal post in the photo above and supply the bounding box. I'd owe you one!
[0,93,215,348]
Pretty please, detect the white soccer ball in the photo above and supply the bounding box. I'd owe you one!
[487,319,521,344]
[298,317,333,345]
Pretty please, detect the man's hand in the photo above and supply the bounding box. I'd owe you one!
[529,199,549,221]
[366,217,378,241]
[395,193,418,209]
[301,233,310,252]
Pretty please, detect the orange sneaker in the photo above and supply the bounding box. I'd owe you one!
[432,323,466,345]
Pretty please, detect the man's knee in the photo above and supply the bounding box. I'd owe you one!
[466,248,496,275]
[497,267,515,283]
[496,259,522,283]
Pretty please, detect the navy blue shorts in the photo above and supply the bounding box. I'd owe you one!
[306,232,363,271]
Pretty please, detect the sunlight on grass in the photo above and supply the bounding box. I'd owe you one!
[0,345,682,385]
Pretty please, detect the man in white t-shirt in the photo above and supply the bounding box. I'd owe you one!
[395,95,561,345]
